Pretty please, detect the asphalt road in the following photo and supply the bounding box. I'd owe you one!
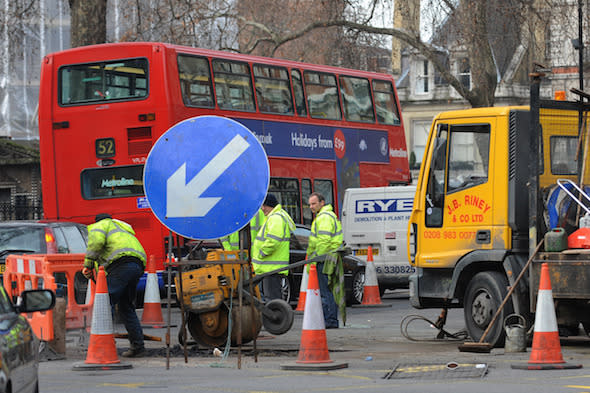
[39,290,590,393]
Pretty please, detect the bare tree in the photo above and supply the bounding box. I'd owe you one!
[231,0,548,107]
[69,0,107,47]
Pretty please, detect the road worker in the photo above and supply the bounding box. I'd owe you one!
[82,213,147,357]
[307,192,344,329]
[220,209,266,251]
[251,194,295,301]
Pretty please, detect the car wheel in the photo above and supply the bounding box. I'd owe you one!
[463,271,512,347]
[281,275,292,304]
[348,269,365,305]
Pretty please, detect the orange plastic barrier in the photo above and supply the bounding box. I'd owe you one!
[4,254,94,340]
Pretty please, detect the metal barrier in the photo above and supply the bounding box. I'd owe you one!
[4,254,94,339]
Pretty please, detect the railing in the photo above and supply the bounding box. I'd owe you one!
[0,201,43,220]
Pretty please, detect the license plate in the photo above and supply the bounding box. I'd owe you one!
[353,248,379,256]
[0,264,4,273]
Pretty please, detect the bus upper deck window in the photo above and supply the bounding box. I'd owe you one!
[339,76,375,123]
[59,58,148,105]
[177,55,214,108]
[291,69,307,116]
[212,60,255,112]
[253,64,294,115]
[304,72,341,120]
[372,80,400,125]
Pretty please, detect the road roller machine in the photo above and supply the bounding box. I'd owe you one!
[175,250,294,348]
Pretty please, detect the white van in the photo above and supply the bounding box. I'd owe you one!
[341,185,416,292]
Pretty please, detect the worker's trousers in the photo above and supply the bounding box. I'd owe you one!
[107,258,144,349]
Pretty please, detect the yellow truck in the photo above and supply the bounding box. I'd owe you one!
[408,77,590,346]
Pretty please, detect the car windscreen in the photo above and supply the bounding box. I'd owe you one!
[0,226,45,255]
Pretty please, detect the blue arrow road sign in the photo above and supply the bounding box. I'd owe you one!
[143,115,270,240]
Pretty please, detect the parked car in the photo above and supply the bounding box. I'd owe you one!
[0,220,88,273]
[0,287,56,393]
[283,224,365,306]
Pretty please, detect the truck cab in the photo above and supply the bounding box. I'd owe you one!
[408,103,590,346]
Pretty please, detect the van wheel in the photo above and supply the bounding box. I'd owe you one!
[464,271,512,347]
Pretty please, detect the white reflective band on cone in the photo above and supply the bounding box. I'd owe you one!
[91,292,114,335]
[302,288,325,330]
[534,289,558,333]
[144,273,160,303]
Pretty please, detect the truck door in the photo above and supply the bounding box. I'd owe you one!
[414,120,495,269]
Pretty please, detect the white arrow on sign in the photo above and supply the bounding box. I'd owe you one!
[166,134,250,218]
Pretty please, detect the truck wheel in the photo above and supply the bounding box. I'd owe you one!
[464,271,512,347]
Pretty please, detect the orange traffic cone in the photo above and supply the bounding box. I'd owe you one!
[511,263,581,370]
[354,246,390,308]
[281,264,348,371]
[141,255,165,327]
[295,261,309,312]
[72,266,131,370]
[85,278,95,305]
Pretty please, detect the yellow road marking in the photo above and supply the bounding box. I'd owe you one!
[102,383,146,388]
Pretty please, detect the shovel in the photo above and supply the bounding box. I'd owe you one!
[458,240,543,353]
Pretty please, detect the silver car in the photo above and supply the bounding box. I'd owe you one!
[0,288,55,393]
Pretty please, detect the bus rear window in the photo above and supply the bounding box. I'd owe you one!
[59,58,148,105]
[81,165,144,199]
[372,80,401,125]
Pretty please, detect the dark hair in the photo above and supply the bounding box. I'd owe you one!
[309,192,325,203]
[95,213,112,222]
[263,194,278,208]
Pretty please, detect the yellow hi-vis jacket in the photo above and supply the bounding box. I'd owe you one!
[84,218,147,271]
[306,204,343,258]
[220,209,266,250]
[251,205,295,275]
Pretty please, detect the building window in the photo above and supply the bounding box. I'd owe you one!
[434,54,449,87]
[410,120,431,169]
[457,58,471,90]
[416,60,429,93]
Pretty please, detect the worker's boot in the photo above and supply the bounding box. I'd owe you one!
[122,346,146,358]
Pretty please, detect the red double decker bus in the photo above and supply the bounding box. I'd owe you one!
[38,42,410,278]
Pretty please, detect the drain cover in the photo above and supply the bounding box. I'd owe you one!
[383,362,488,380]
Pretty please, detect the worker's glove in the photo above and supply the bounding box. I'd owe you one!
[82,267,94,280]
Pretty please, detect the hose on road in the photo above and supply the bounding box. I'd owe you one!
[400,310,468,342]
